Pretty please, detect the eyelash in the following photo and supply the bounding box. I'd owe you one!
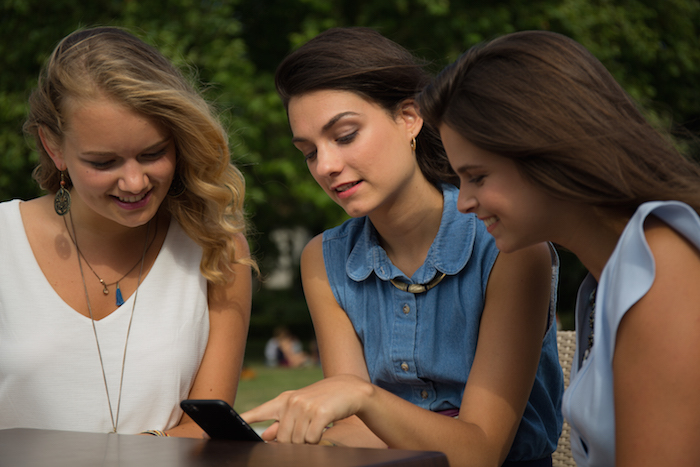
[337,131,357,145]
[468,175,485,185]
[142,149,167,159]
[303,131,358,162]
[89,160,113,169]
[87,149,168,169]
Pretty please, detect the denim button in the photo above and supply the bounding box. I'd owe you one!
[401,362,409,371]
[402,304,410,314]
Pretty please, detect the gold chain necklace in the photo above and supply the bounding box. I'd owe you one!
[63,217,157,306]
[68,212,151,433]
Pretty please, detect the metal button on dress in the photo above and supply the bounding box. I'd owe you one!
[401,362,409,371]
[421,390,428,399]
[402,304,410,314]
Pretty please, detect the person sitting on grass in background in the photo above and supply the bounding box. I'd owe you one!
[265,326,312,368]
[242,27,564,467]
[417,29,700,466]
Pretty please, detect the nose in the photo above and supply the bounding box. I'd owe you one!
[457,187,478,214]
[312,146,343,178]
[118,160,149,193]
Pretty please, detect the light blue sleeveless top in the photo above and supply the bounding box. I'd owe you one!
[322,184,564,461]
[563,200,700,466]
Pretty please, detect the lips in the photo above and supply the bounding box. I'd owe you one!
[335,181,360,193]
[482,216,499,228]
[115,190,149,203]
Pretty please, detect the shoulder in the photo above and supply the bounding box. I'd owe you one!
[487,242,552,291]
[0,199,21,219]
[301,233,324,266]
[14,196,50,218]
[231,232,251,259]
[322,217,365,242]
[644,214,700,283]
[598,201,700,349]
[605,201,700,279]
[319,218,373,273]
[13,196,63,239]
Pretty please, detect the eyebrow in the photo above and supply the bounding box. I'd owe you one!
[453,164,483,174]
[81,138,171,157]
[291,111,359,144]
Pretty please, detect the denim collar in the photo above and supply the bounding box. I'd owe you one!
[346,184,476,283]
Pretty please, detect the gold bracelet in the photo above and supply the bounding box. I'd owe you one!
[141,430,170,437]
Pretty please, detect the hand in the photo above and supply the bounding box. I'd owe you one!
[240,374,373,444]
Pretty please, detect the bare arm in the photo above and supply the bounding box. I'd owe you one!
[243,241,554,466]
[613,220,700,466]
[359,242,552,465]
[301,235,387,448]
[166,234,253,438]
[242,234,385,446]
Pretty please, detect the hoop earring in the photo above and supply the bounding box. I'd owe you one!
[54,171,71,216]
[410,137,417,152]
[168,173,186,197]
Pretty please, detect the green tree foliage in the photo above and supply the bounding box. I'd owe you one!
[2,0,699,330]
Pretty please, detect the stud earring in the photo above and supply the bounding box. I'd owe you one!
[54,171,71,216]
[410,137,417,151]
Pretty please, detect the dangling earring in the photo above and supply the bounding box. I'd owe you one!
[168,172,186,197]
[410,137,417,152]
[54,171,71,216]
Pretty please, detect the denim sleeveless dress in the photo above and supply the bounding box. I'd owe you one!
[563,200,700,466]
[323,184,564,462]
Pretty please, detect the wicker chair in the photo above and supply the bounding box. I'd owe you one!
[552,330,577,467]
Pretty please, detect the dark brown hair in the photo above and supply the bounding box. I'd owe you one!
[275,27,458,187]
[418,30,700,215]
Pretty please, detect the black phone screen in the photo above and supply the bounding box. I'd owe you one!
[180,399,263,442]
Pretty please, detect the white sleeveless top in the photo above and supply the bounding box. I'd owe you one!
[0,199,209,434]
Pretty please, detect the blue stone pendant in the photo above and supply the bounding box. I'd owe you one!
[115,283,125,307]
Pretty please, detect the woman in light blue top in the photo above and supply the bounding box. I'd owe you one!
[242,27,564,467]
[418,30,700,466]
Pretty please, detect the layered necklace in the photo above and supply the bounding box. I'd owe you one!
[64,218,158,306]
[66,212,153,433]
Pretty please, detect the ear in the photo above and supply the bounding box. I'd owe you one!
[38,126,66,171]
[397,99,424,140]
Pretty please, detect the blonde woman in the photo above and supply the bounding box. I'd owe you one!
[0,27,255,437]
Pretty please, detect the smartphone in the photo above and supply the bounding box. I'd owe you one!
[180,399,264,442]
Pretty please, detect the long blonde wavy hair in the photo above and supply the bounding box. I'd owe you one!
[24,26,256,284]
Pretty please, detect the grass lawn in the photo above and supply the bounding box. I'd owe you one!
[233,363,324,430]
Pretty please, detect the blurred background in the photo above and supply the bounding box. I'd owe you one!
[2,0,699,366]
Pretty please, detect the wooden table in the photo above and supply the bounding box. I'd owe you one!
[0,428,448,466]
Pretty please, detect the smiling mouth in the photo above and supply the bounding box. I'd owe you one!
[335,181,360,193]
[116,191,149,203]
[483,216,499,228]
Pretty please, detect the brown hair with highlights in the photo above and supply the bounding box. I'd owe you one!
[418,30,700,215]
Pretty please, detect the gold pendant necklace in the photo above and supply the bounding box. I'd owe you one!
[69,212,151,433]
[63,217,157,306]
